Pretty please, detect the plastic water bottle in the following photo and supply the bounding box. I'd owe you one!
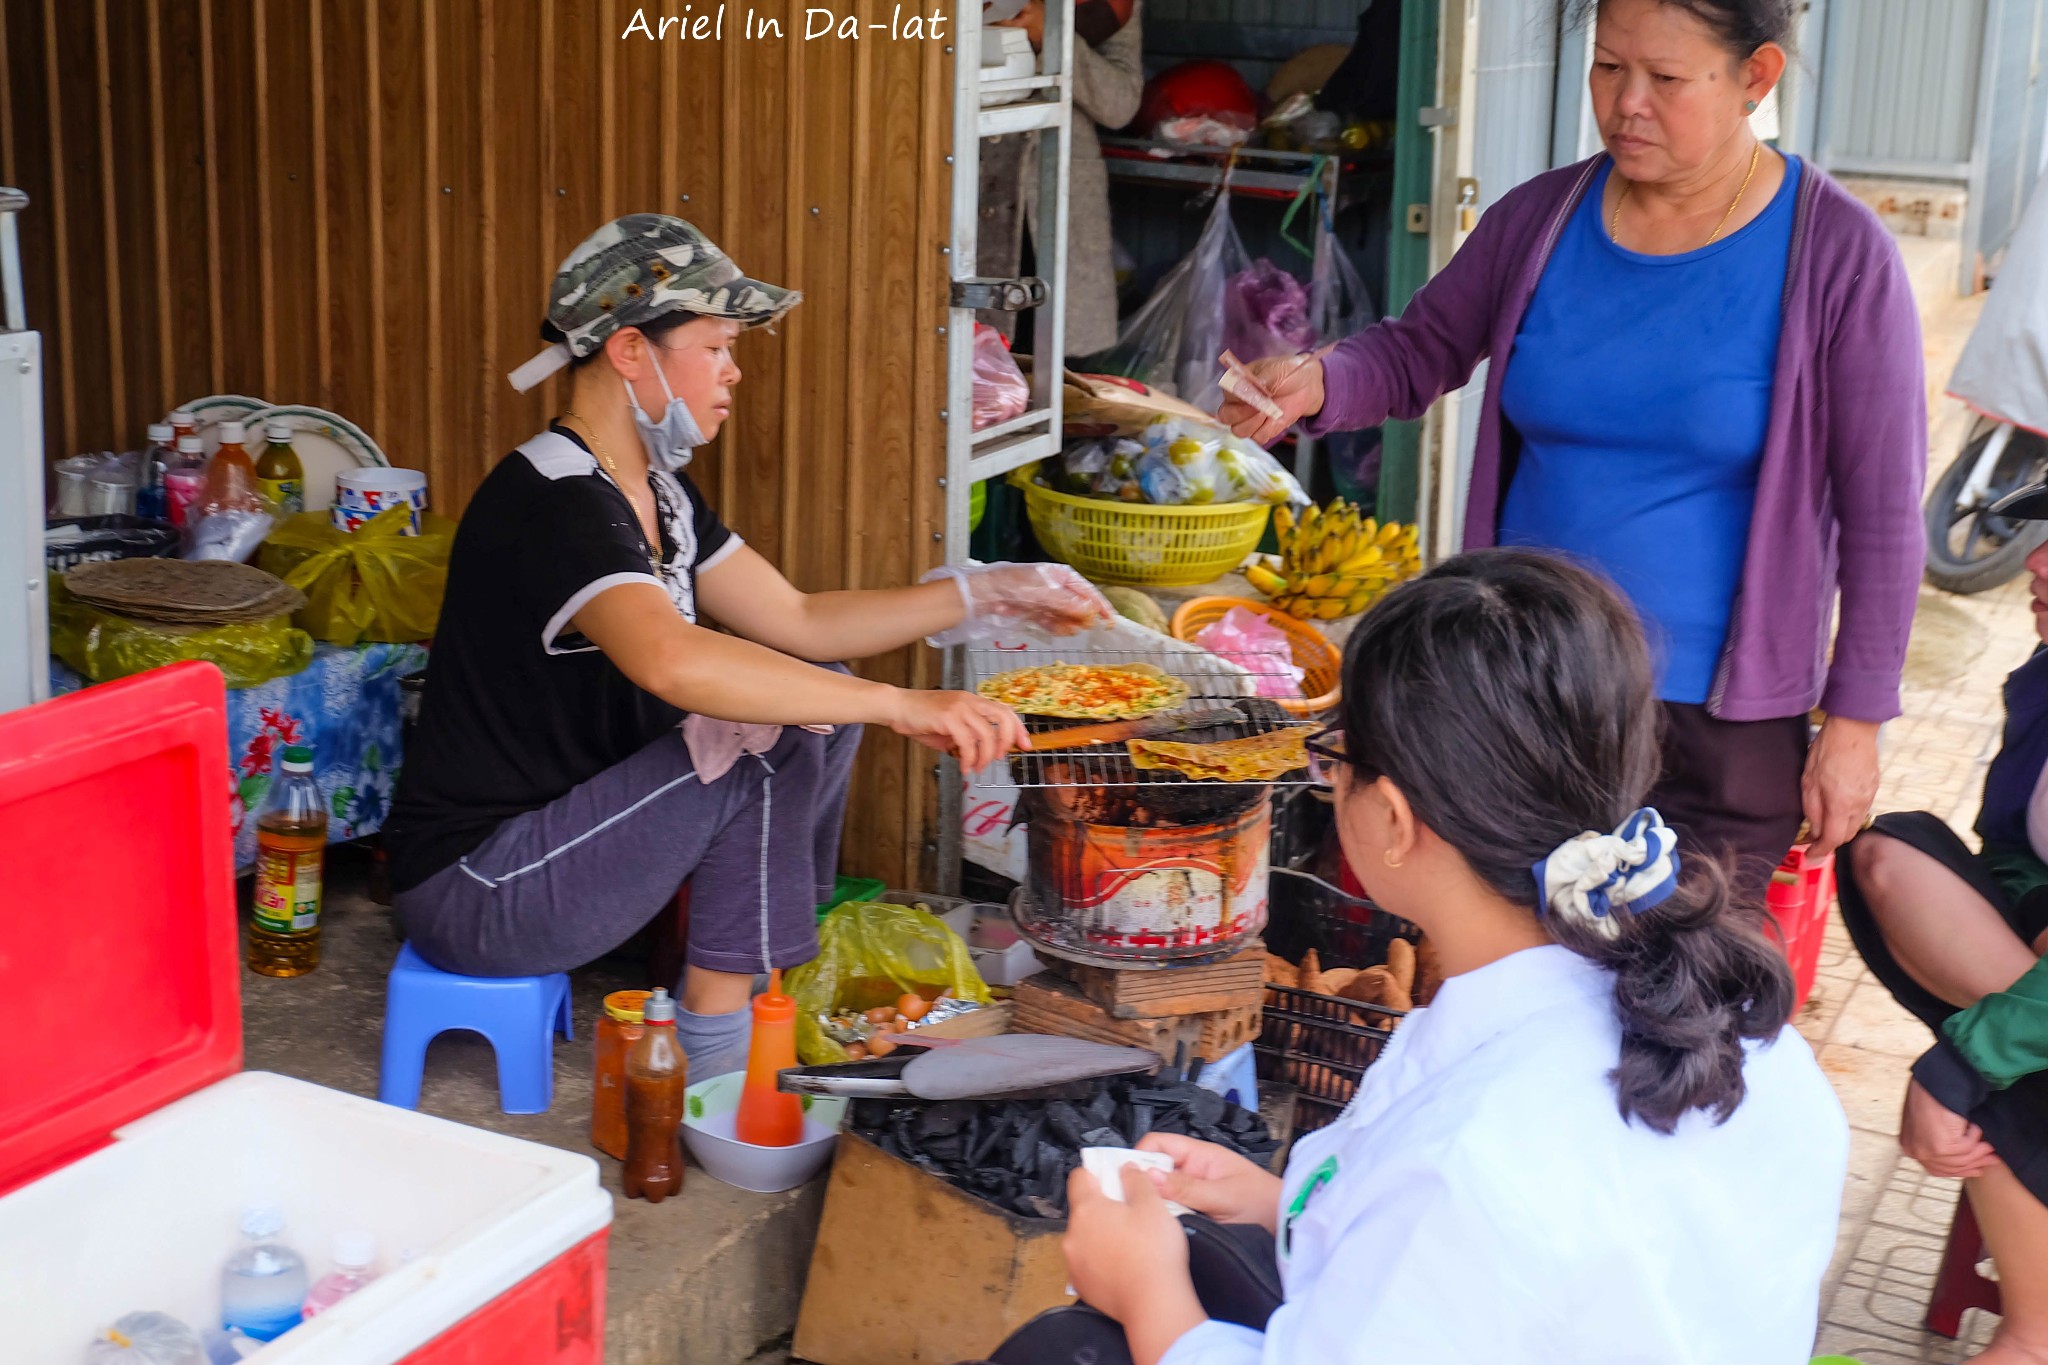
[198,1327,261,1363]
[220,1203,308,1341]
[301,1229,380,1317]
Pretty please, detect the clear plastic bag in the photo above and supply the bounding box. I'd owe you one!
[84,1313,206,1365]
[258,505,455,646]
[787,900,994,1065]
[1092,439,1147,502]
[1090,187,1252,411]
[1214,432,1309,505]
[1155,111,1256,149]
[1058,438,1114,495]
[972,322,1030,431]
[1310,204,1378,345]
[1138,422,1224,505]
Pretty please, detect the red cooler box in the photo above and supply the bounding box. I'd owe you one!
[0,663,613,1360]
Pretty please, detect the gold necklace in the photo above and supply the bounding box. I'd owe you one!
[1610,140,1763,249]
[562,410,661,574]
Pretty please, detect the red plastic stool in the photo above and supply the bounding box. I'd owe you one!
[1927,1194,2002,1338]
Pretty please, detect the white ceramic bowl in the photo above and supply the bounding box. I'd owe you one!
[681,1071,847,1193]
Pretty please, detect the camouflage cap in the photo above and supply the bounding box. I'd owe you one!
[506,214,801,392]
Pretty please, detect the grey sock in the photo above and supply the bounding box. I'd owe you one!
[675,1003,752,1082]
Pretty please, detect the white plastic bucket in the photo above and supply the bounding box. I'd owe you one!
[333,468,427,536]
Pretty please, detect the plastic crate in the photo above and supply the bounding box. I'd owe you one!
[1766,844,1836,1014]
[1169,596,1343,717]
[1021,482,1271,587]
[1263,865,1421,971]
[816,875,887,921]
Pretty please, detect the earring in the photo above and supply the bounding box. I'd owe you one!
[1383,848,1404,870]
[1745,99,1759,113]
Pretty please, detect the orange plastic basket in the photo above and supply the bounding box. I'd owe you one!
[1170,596,1342,717]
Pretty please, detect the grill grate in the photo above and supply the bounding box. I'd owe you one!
[968,647,1322,791]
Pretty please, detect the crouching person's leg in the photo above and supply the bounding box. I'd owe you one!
[679,710,861,1080]
[1839,813,2048,1363]
[395,728,752,977]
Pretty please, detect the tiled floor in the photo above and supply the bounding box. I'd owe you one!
[1804,281,2030,1362]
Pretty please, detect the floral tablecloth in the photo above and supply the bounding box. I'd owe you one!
[51,642,428,868]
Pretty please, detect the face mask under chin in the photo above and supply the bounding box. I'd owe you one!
[624,349,708,473]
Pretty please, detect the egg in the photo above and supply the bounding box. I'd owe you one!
[867,1034,897,1057]
[896,993,930,1022]
[843,1041,869,1061]
[865,1006,896,1025]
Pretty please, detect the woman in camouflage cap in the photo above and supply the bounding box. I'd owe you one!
[386,215,1109,1078]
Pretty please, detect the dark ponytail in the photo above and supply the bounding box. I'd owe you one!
[1338,549,1794,1134]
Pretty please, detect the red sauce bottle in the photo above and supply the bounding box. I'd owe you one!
[622,987,687,1202]
[734,970,804,1147]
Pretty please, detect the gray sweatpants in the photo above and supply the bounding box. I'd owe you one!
[394,719,863,982]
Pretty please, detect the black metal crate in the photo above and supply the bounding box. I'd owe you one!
[1255,829,1422,1133]
[1254,984,1401,1133]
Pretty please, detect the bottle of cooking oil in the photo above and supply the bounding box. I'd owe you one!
[254,419,305,514]
[250,745,326,976]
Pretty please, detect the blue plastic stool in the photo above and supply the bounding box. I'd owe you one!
[378,944,574,1114]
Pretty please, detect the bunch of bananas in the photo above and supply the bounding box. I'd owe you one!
[1245,500,1422,620]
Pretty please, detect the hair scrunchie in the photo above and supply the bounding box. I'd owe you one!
[1532,808,1681,939]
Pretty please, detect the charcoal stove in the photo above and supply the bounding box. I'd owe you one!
[965,649,1311,970]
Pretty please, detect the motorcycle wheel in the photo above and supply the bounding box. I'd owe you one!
[1923,417,2048,594]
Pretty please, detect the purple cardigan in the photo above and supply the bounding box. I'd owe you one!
[1311,157,1926,723]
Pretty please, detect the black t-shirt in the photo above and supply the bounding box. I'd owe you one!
[386,424,737,891]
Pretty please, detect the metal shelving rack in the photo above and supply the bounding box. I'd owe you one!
[935,1,1077,891]
[942,0,1076,542]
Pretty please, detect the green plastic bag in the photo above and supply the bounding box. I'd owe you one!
[48,578,313,688]
[787,900,994,1065]
[258,505,454,646]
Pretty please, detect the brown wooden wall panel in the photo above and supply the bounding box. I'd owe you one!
[5,0,956,885]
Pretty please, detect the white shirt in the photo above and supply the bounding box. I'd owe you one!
[1164,946,1847,1365]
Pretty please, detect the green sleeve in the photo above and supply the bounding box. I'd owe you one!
[1943,953,2048,1092]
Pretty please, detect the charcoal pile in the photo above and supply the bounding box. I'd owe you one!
[847,1075,1280,1221]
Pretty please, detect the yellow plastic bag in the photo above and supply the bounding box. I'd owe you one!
[258,505,454,646]
[787,900,994,1065]
[48,578,313,688]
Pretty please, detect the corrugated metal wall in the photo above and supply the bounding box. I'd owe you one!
[1819,0,1986,178]
[1972,0,2048,272]
[1,0,957,886]
[1470,0,1557,211]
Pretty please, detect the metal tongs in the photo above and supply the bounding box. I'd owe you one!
[1025,703,1246,753]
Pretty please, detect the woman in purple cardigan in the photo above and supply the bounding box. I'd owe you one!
[1223,0,1925,899]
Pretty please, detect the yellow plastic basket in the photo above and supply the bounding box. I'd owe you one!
[1022,482,1272,587]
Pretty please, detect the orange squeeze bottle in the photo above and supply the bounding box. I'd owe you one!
[733,970,804,1147]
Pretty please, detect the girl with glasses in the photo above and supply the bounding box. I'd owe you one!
[1054,549,1847,1364]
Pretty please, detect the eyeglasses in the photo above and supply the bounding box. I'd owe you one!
[1304,726,1350,787]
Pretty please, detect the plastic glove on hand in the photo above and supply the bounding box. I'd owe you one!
[922,562,1115,646]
